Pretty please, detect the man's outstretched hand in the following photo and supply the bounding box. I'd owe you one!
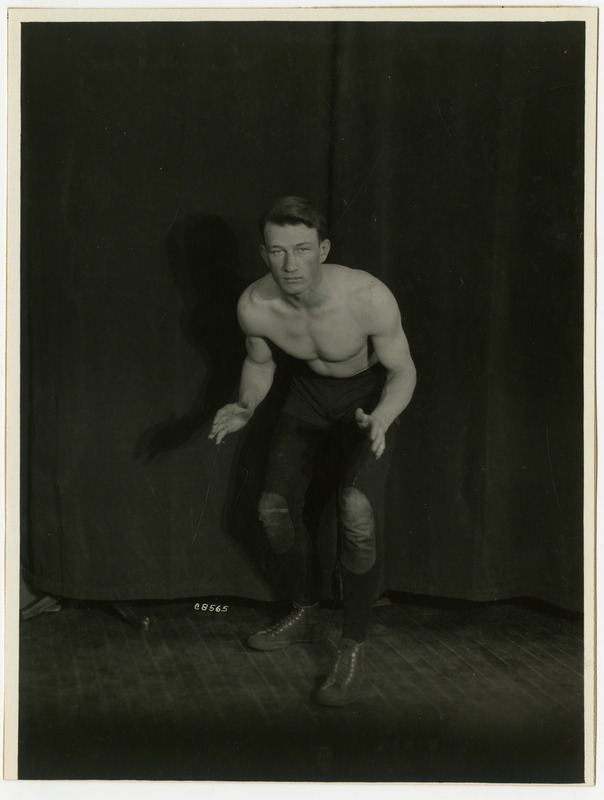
[209,395,254,445]
[355,408,386,459]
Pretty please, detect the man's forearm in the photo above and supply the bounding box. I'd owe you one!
[371,367,417,430]
[238,356,276,411]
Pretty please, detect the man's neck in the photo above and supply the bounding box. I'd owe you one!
[278,266,329,310]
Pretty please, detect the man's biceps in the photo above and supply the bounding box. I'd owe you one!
[258,356,277,371]
[373,327,405,354]
[246,353,276,370]
[375,334,413,369]
[246,336,273,362]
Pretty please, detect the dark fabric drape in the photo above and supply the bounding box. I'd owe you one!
[21,21,585,610]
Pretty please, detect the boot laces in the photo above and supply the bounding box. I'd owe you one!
[328,641,360,687]
[267,604,306,634]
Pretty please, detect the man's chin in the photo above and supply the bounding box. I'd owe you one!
[281,279,305,293]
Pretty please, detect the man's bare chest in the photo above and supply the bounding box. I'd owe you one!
[265,306,367,362]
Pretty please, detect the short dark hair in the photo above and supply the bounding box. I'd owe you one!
[259,196,327,243]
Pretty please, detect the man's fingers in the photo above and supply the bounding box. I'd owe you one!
[209,417,225,436]
[211,404,236,431]
[355,408,387,458]
[209,401,252,443]
[209,412,229,439]
[211,412,226,429]
[211,419,229,444]
[209,426,225,441]
[371,439,384,459]
[355,407,369,428]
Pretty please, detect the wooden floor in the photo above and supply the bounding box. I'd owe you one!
[18,594,584,783]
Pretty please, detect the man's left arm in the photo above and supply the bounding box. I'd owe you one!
[355,282,416,458]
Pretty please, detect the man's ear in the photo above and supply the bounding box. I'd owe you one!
[259,244,269,267]
[319,239,331,263]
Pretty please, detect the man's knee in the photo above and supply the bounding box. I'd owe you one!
[258,491,295,554]
[339,487,376,574]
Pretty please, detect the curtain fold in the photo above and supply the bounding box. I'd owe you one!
[21,21,585,609]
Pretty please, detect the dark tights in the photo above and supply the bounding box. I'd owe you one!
[258,412,397,642]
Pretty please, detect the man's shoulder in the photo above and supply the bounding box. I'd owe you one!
[238,275,279,309]
[334,267,399,330]
[237,276,277,335]
[332,266,392,304]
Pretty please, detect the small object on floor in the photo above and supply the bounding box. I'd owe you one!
[20,594,61,621]
[247,601,326,650]
[315,637,365,707]
[111,602,152,631]
[373,595,391,608]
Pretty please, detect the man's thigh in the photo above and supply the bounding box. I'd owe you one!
[339,421,398,498]
[336,422,398,574]
[262,413,325,501]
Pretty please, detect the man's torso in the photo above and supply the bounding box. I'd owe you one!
[242,265,379,378]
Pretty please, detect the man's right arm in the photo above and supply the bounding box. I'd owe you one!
[209,288,276,444]
[237,334,276,412]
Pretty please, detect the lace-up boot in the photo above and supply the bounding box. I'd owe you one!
[247,602,325,651]
[314,637,365,706]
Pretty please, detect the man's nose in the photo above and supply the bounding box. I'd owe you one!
[283,251,297,271]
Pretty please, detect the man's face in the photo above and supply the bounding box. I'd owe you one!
[260,223,331,297]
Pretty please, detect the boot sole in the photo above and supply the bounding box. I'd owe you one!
[247,634,325,651]
[313,690,362,707]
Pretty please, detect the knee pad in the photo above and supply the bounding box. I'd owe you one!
[258,491,295,554]
[339,487,376,574]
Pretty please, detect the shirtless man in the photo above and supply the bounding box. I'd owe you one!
[210,197,416,706]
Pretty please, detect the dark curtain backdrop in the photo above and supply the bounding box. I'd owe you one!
[21,21,585,610]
